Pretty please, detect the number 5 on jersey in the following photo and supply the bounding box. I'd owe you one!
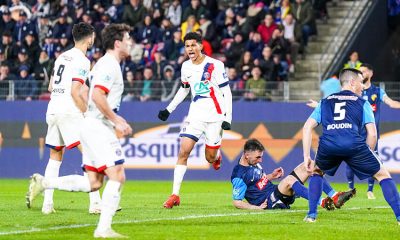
[334,102,346,121]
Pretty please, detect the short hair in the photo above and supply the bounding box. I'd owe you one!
[101,23,132,51]
[183,32,202,44]
[244,139,265,152]
[339,68,363,86]
[72,22,95,42]
[361,63,373,72]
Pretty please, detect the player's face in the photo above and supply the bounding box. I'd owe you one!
[119,32,132,58]
[245,150,263,166]
[352,73,365,96]
[87,32,95,49]
[184,39,202,61]
[359,66,371,82]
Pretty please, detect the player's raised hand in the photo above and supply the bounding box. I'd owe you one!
[271,167,284,179]
[304,156,315,174]
[158,109,170,121]
[221,121,231,130]
[114,115,132,136]
[306,99,318,108]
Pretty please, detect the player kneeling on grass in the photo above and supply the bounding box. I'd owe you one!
[231,139,355,210]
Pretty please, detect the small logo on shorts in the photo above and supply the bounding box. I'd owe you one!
[116,149,122,156]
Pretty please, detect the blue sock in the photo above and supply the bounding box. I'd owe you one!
[308,174,323,218]
[380,178,400,220]
[346,165,354,189]
[368,177,375,192]
[322,177,336,198]
[292,181,308,200]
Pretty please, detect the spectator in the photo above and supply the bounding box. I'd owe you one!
[139,67,160,101]
[52,12,72,41]
[282,13,300,65]
[235,50,254,79]
[227,67,244,98]
[32,48,53,93]
[0,30,17,62]
[121,56,136,80]
[344,51,362,69]
[0,63,17,100]
[12,48,32,75]
[246,1,266,31]
[268,28,291,68]
[163,28,184,64]
[13,10,35,46]
[166,0,182,27]
[129,37,144,65]
[22,31,41,65]
[320,75,341,98]
[257,46,276,81]
[233,10,252,41]
[0,8,16,34]
[245,31,264,60]
[122,0,147,28]
[280,0,292,20]
[160,65,180,102]
[106,0,124,23]
[57,33,73,52]
[181,15,200,40]
[151,51,167,80]
[157,18,174,43]
[198,13,218,51]
[151,1,164,27]
[182,0,208,22]
[136,14,159,44]
[43,31,56,59]
[225,32,245,68]
[292,0,316,51]
[122,70,136,102]
[14,64,37,101]
[244,66,266,101]
[195,29,212,56]
[257,13,278,44]
[32,0,50,19]
[35,14,51,46]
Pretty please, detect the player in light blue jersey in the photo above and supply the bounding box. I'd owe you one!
[303,68,400,224]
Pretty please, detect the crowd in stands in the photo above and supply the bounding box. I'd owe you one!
[0,0,329,101]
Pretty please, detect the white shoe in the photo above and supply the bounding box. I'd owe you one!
[42,203,56,214]
[26,173,45,208]
[303,216,316,223]
[367,191,376,200]
[94,228,127,238]
[89,202,102,214]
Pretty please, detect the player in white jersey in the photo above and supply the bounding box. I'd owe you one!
[158,32,233,208]
[25,22,103,215]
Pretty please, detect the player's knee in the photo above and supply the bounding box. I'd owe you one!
[374,168,391,182]
[178,149,191,160]
[90,181,103,191]
[283,175,297,188]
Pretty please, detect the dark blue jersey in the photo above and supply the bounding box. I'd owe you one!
[362,84,386,137]
[231,163,275,206]
[310,90,375,155]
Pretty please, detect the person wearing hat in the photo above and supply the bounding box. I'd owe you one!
[11,48,32,75]
[0,63,16,100]
[58,33,73,52]
[32,48,54,94]
[43,30,56,59]
[13,10,33,44]
[14,64,37,101]
[36,13,51,44]
[160,64,180,102]
[52,12,72,41]
[0,8,16,34]
[22,30,41,64]
[0,30,18,61]
[163,27,184,63]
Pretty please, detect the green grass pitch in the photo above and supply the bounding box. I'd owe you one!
[0,179,399,239]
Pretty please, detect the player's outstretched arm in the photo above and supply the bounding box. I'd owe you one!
[383,95,400,109]
[306,99,318,108]
[233,200,266,210]
[158,85,190,121]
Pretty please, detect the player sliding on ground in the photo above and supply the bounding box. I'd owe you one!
[231,139,355,210]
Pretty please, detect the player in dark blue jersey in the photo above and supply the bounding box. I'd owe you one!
[231,139,355,210]
[303,68,400,224]
[346,63,400,199]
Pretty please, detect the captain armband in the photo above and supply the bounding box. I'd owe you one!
[181,83,190,88]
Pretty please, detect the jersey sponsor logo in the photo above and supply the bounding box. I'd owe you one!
[102,75,111,81]
[371,94,377,102]
[327,95,358,101]
[51,88,65,94]
[371,103,377,112]
[326,123,352,130]
[77,68,88,77]
[194,82,210,95]
[256,174,269,190]
[378,130,400,173]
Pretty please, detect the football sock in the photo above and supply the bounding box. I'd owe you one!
[84,172,101,204]
[346,165,355,189]
[307,174,323,218]
[380,178,400,219]
[97,180,121,231]
[172,165,187,195]
[44,175,91,192]
[322,177,337,198]
[43,159,61,205]
[367,177,375,192]
[292,181,308,199]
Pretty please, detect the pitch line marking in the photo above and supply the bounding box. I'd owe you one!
[0,206,391,236]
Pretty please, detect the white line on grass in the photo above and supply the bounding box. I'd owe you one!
[0,206,390,236]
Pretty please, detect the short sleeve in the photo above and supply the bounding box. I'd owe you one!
[379,88,387,102]
[232,177,247,200]
[215,61,229,88]
[93,67,115,94]
[310,101,322,123]
[363,101,375,125]
[72,60,90,84]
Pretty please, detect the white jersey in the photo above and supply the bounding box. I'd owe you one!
[85,53,124,120]
[47,48,90,114]
[181,56,229,122]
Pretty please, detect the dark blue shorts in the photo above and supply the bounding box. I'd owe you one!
[316,144,381,180]
[266,185,295,209]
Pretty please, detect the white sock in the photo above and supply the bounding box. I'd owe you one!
[84,172,101,205]
[43,159,61,205]
[97,180,121,231]
[172,165,187,195]
[44,175,91,192]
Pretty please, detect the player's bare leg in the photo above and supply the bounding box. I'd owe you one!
[205,147,221,170]
[163,137,196,208]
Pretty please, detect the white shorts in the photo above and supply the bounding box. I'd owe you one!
[45,113,83,150]
[179,120,223,149]
[80,117,124,174]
